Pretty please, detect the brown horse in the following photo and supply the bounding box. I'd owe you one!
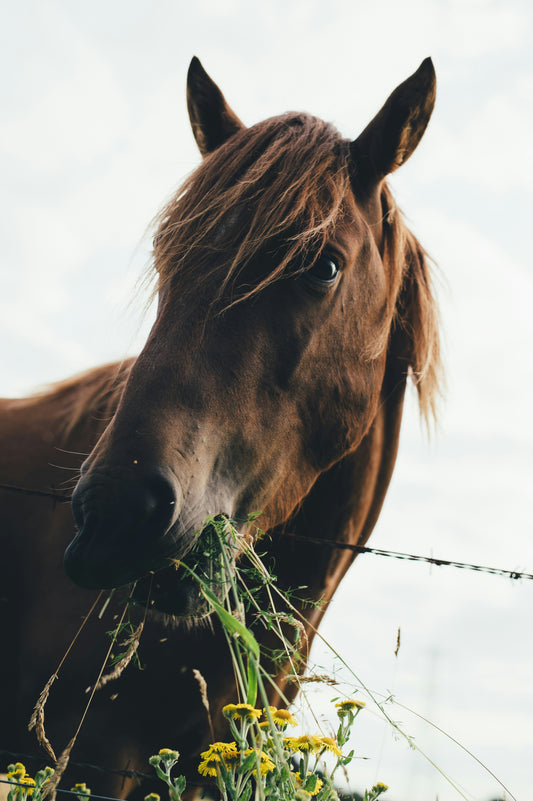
[0,57,439,798]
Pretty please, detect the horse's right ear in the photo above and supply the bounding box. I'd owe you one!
[187,57,245,157]
[351,58,436,188]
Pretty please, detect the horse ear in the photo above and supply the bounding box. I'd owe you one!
[187,56,245,157]
[351,58,436,186]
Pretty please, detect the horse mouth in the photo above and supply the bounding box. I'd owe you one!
[132,563,210,618]
[130,521,237,619]
[64,514,239,619]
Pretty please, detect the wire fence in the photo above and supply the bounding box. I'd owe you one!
[0,778,128,801]
[0,750,151,783]
[1,482,531,583]
[285,533,533,581]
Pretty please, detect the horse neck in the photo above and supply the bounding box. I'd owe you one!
[265,368,407,631]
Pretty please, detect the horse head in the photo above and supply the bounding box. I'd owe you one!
[64,57,439,618]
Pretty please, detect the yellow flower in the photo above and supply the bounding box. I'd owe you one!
[198,742,239,776]
[283,736,300,752]
[200,742,238,759]
[372,782,388,792]
[243,749,275,776]
[316,736,342,756]
[7,764,26,780]
[222,750,240,767]
[158,748,179,759]
[17,777,36,796]
[222,703,262,721]
[293,735,323,753]
[265,707,297,728]
[334,699,365,712]
[71,783,91,796]
[198,754,222,777]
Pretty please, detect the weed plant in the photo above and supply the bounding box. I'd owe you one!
[144,516,389,801]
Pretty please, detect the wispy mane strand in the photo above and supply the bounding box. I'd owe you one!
[150,113,351,308]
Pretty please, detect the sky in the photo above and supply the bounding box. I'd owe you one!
[0,2,532,800]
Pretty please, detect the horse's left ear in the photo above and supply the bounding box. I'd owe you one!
[351,58,436,186]
[187,56,246,157]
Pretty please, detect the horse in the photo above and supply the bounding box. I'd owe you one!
[0,57,440,799]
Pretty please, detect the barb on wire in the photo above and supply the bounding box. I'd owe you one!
[285,533,533,581]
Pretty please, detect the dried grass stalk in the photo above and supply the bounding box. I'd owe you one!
[286,673,339,687]
[27,674,58,762]
[394,627,401,658]
[274,613,307,649]
[193,668,214,741]
[42,736,76,800]
[92,622,144,691]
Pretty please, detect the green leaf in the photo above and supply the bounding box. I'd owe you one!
[237,751,258,775]
[199,585,260,659]
[246,658,258,706]
[171,775,186,798]
[304,774,320,794]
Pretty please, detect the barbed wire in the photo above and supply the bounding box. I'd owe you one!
[285,533,533,581]
[1,482,530,581]
[0,749,151,782]
[0,778,125,801]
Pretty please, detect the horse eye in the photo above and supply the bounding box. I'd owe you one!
[305,255,339,286]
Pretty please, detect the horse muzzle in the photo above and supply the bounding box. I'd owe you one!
[65,466,186,590]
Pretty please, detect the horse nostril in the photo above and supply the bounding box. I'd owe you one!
[143,470,179,531]
[71,466,180,544]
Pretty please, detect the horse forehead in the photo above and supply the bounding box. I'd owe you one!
[330,192,370,251]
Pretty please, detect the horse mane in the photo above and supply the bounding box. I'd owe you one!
[151,115,440,419]
[150,113,352,309]
[380,184,441,423]
[29,360,133,440]
[32,118,439,438]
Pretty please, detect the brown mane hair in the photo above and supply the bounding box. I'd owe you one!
[150,113,351,308]
[151,114,440,419]
[380,184,441,423]
[38,118,440,432]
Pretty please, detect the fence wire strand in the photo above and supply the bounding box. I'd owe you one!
[285,532,533,581]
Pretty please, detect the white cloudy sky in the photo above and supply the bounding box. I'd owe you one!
[0,2,531,800]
